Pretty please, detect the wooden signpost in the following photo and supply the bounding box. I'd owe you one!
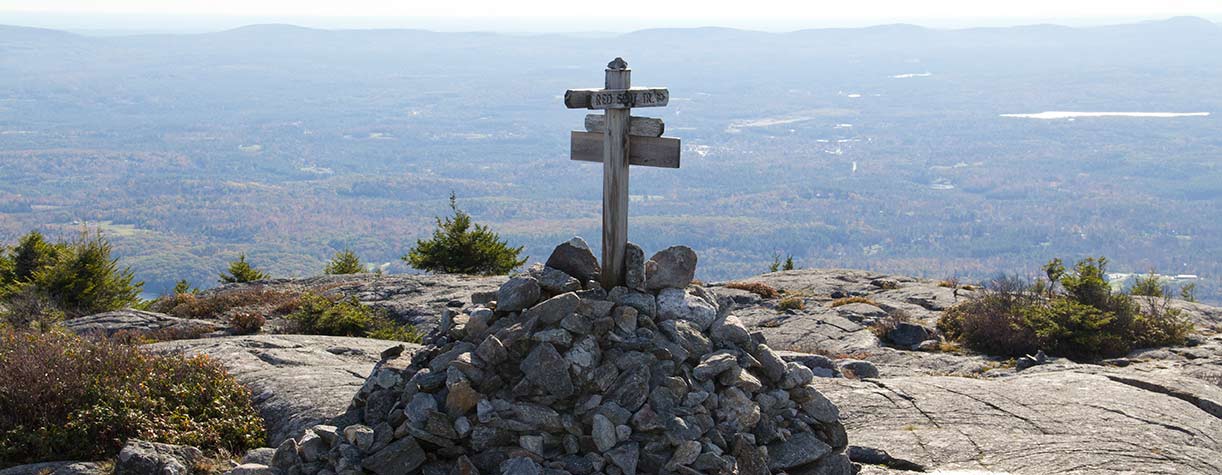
[565,57,681,289]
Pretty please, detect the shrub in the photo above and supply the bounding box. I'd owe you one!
[0,328,265,467]
[777,296,805,311]
[1,285,64,331]
[219,254,269,284]
[229,312,265,335]
[154,286,302,321]
[869,309,912,338]
[324,249,365,275]
[830,296,878,308]
[286,293,419,342]
[725,281,780,299]
[939,258,1193,359]
[404,193,526,275]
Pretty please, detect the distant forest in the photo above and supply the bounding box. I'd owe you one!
[0,18,1219,302]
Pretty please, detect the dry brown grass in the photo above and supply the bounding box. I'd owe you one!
[830,296,878,308]
[725,281,780,299]
[868,309,913,338]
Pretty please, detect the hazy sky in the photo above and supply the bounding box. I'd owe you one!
[3,0,1222,32]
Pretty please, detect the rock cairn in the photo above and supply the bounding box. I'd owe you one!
[269,238,851,475]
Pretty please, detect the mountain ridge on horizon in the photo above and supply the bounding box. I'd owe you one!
[0,14,1217,40]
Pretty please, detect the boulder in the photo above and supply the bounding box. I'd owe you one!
[496,277,541,313]
[545,237,600,283]
[885,322,935,348]
[645,246,697,291]
[624,242,647,292]
[115,440,203,475]
[656,287,717,331]
[0,463,104,475]
[63,310,222,338]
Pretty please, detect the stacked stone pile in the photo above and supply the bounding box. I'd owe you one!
[268,238,851,475]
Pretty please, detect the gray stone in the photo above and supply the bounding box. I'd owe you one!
[115,439,204,475]
[476,335,509,365]
[693,351,738,381]
[666,441,701,469]
[645,246,697,291]
[886,322,935,347]
[529,292,580,324]
[837,359,879,379]
[592,414,617,452]
[546,237,601,283]
[0,462,105,475]
[532,265,582,295]
[709,314,751,347]
[624,242,647,292]
[521,343,574,398]
[732,435,769,475]
[497,277,541,313]
[499,457,542,475]
[766,431,832,470]
[660,319,712,360]
[361,437,426,475]
[608,287,656,317]
[605,443,639,475]
[240,448,277,466]
[343,425,375,452]
[656,288,717,331]
[781,362,815,389]
[224,464,276,475]
[64,309,222,338]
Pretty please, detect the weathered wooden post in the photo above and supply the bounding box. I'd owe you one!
[602,58,631,290]
[565,58,680,288]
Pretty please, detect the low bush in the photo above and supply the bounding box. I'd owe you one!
[725,281,780,299]
[939,258,1193,359]
[153,286,301,321]
[869,309,913,339]
[777,295,805,311]
[0,328,265,467]
[830,296,878,308]
[229,312,265,335]
[285,293,420,343]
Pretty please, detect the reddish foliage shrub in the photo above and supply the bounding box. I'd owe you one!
[0,328,265,467]
[153,286,301,321]
[229,312,266,335]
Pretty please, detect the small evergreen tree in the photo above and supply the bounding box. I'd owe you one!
[1179,283,1197,303]
[1130,271,1165,297]
[404,193,526,275]
[768,253,781,273]
[782,255,796,271]
[219,254,268,284]
[172,279,199,295]
[9,231,63,283]
[34,233,143,317]
[324,249,365,275]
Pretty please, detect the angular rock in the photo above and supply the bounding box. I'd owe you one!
[529,292,580,325]
[656,288,717,331]
[497,277,541,313]
[362,437,426,475]
[645,246,697,291]
[521,343,574,397]
[115,440,203,475]
[837,359,879,379]
[766,431,832,470]
[546,237,601,283]
[624,242,647,292]
[592,414,617,452]
[886,322,935,347]
[530,265,582,295]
